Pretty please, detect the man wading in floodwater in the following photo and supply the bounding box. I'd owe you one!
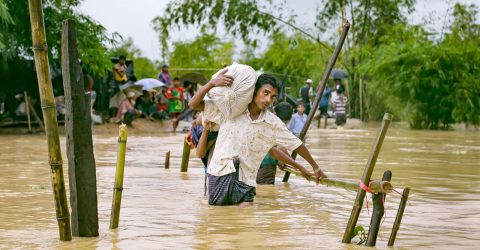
[189,70,328,207]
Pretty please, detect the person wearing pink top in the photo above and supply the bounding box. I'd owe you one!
[116,92,140,126]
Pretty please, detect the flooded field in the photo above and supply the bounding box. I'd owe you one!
[0,124,479,249]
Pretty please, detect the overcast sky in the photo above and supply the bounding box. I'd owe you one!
[80,0,479,62]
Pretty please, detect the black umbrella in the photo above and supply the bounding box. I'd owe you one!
[330,68,348,80]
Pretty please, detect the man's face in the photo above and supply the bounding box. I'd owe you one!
[119,59,125,65]
[253,84,278,111]
[173,80,181,87]
[163,66,169,73]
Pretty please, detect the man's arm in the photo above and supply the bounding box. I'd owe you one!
[295,144,328,182]
[269,147,312,181]
[188,69,233,111]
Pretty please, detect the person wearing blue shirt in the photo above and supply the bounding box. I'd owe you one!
[289,102,307,137]
[319,85,332,128]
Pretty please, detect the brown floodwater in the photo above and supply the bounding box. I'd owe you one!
[0,124,479,249]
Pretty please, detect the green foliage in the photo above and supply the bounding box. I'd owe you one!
[360,22,480,129]
[0,0,115,77]
[352,225,367,245]
[0,0,12,48]
[241,33,333,96]
[168,33,233,77]
[109,37,141,59]
[134,57,158,79]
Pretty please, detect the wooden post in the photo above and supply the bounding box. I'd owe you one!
[283,21,350,182]
[366,170,392,246]
[110,124,128,229]
[180,139,191,172]
[27,98,45,132]
[388,187,410,246]
[342,113,392,243]
[24,92,32,133]
[28,0,71,241]
[62,19,99,237]
[165,150,170,169]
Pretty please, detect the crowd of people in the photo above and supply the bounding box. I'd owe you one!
[299,77,349,129]
[109,57,196,130]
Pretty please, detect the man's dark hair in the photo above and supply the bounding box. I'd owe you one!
[336,84,345,94]
[254,74,279,96]
[173,77,180,81]
[119,55,126,60]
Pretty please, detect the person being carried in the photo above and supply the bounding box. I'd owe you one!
[289,102,307,137]
[189,70,327,207]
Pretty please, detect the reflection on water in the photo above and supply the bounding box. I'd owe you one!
[0,126,479,249]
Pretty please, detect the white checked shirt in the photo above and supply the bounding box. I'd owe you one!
[203,100,303,187]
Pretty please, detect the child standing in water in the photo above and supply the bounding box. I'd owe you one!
[289,102,307,137]
[332,85,348,127]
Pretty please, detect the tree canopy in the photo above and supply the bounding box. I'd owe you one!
[0,0,115,77]
[153,0,480,129]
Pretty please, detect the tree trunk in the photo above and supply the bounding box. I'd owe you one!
[62,19,99,237]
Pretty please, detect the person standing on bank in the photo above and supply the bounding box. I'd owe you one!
[189,71,327,207]
[299,79,314,115]
[158,64,173,88]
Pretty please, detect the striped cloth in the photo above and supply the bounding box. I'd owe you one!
[207,158,256,205]
[333,95,348,115]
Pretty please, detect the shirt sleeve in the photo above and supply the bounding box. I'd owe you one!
[274,124,303,152]
[288,116,295,132]
[203,99,225,125]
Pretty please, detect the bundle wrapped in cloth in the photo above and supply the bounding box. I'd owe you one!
[206,63,258,120]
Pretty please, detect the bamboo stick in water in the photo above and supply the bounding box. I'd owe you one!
[180,139,190,172]
[283,21,350,182]
[388,187,410,246]
[342,113,393,243]
[28,0,71,241]
[283,166,392,193]
[110,124,128,229]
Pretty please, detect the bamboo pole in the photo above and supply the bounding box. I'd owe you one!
[366,170,392,246]
[180,139,190,172]
[283,21,350,182]
[28,0,71,241]
[165,150,170,169]
[359,78,363,121]
[110,124,128,229]
[283,166,392,193]
[342,113,393,243]
[24,92,32,133]
[388,187,410,246]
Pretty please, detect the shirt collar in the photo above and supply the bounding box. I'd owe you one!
[244,108,275,124]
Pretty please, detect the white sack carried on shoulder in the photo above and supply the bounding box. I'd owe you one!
[207,63,258,119]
